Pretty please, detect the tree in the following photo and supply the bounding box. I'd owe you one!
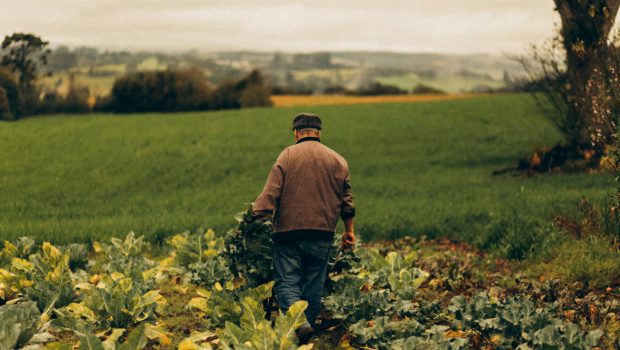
[1,33,50,116]
[236,69,272,107]
[0,69,20,119]
[110,69,213,113]
[0,87,12,120]
[63,74,91,113]
[553,0,620,148]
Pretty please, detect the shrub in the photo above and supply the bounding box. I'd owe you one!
[323,85,348,94]
[213,69,272,109]
[353,82,408,96]
[105,68,271,113]
[110,68,213,113]
[412,84,446,95]
[37,76,91,115]
[0,69,20,119]
[0,87,12,120]
[37,90,64,114]
[212,80,241,109]
[239,84,272,108]
[92,94,114,112]
[63,75,91,113]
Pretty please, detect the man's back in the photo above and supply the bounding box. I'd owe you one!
[274,138,351,233]
[253,136,355,235]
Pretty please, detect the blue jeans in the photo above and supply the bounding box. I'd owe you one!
[272,238,332,326]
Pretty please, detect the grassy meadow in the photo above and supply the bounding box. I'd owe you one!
[0,94,613,244]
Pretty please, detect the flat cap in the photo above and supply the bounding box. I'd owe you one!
[292,113,322,130]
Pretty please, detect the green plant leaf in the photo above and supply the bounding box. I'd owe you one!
[221,321,246,345]
[118,324,147,350]
[79,333,106,350]
[563,323,581,344]
[249,321,276,350]
[275,300,308,341]
[240,297,265,331]
[0,301,40,349]
[584,329,603,347]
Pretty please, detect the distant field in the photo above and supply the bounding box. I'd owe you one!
[271,93,481,107]
[376,73,504,93]
[0,94,613,243]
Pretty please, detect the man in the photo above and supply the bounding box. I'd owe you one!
[252,113,356,339]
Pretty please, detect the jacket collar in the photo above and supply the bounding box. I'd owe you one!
[296,137,321,144]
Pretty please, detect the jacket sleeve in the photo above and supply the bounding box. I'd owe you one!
[340,166,356,220]
[253,150,287,221]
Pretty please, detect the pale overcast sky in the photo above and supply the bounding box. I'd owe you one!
[3,0,562,54]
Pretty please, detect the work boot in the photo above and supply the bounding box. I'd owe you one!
[296,323,315,344]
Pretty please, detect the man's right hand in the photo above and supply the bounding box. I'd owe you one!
[341,231,355,250]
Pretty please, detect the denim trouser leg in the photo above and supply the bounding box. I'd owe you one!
[273,239,332,326]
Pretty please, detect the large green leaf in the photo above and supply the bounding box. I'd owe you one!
[240,297,266,331]
[221,321,246,346]
[584,329,603,348]
[118,324,148,350]
[274,300,308,342]
[249,321,277,350]
[563,323,581,345]
[78,333,106,350]
[0,301,40,349]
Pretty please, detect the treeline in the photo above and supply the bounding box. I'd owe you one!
[0,33,272,120]
[96,68,271,113]
[0,67,272,120]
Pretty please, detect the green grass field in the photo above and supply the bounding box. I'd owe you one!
[0,94,613,244]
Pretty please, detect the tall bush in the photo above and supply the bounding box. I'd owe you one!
[0,69,20,120]
[0,87,12,120]
[1,33,50,116]
[63,75,91,113]
[110,68,213,113]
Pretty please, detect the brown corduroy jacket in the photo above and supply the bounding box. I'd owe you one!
[253,137,355,235]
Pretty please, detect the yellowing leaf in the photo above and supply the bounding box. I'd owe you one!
[203,249,217,258]
[169,234,188,249]
[196,288,211,298]
[412,271,430,289]
[204,229,216,241]
[11,258,33,271]
[92,241,104,253]
[142,268,158,281]
[66,303,97,321]
[87,275,100,286]
[159,254,176,267]
[178,339,199,350]
[111,272,125,281]
[145,323,173,346]
[491,334,503,345]
[444,329,467,338]
[42,242,63,263]
[0,268,12,279]
[189,297,209,312]
[19,279,34,288]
